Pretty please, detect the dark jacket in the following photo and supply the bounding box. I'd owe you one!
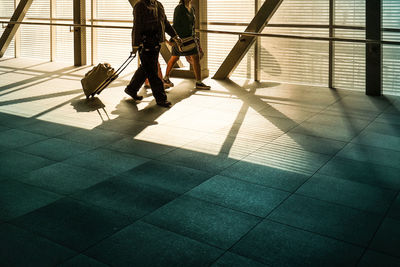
[132,0,177,48]
[173,4,195,38]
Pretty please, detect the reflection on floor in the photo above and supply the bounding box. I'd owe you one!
[1,58,400,266]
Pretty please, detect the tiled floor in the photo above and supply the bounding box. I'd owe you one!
[1,58,400,266]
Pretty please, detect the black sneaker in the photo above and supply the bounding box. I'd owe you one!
[143,84,151,89]
[163,78,174,87]
[157,100,172,107]
[195,81,211,90]
[124,88,143,101]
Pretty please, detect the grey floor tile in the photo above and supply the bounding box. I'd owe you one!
[318,157,400,190]
[363,121,400,137]
[18,138,93,161]
[370,218,400,258]
[143,195,261,249]
[0,150,55,179]
[211,252,267,267]
[19,120,77,137]
[19,162,113,195]
[272,132,347,155]
[0,128,48,149]
[108,137,176,158]
[85,221,223,266]
[187,175,289,217]
[297,174,396,214]
[63,148,149,175]
[268,194,382,246]
[336,143,400,169]
[0,125,9,132]
[59,254,108,267]
[375,113,400,126]
[11,198,132,252]
[71,175,179,219]
[120,160,213,194]
[305,112,371,130]
[291,121,362,142]
[60,127,126,148]
[388,194,400,221]
[0,179,60,221]
[352,131,400,152]
[358,250,400,267]
[157,148,239,173]
[0,223,77,267]
[231,220,364,267]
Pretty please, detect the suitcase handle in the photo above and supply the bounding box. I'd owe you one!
[114,53,136,77]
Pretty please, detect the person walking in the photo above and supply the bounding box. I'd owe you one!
[125,0,181,107]
[163,0,210,90]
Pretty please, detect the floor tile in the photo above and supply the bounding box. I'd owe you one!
[370,218,400,258]
[71,175,179,219]
[305,112,371,130]
[231,220,363,266]
[291,121,362,142]
[272,132,347,155]
[221,160,311,192]
[85,221,223,266]
[268,194,382,246]
[120,160,213,194]
[0,223,76,267]
[211,252,267,267]
[19,162,112,195]
[0,179,60,221]
[358,250,400,267]
[0,150,56,179]
[19,137,93,161]
[352,131,400,152]
[336,143,400,169]
[187,175,289,217]
[0,128,48,149]
[157,147,239,173]
[11,198,132,252]
[108,137,176,158]
[59,254,108,267]
[297,174,396,214]
[318,157,400,190]
[387,194,400,221]
[143,195,261,249]
[19,119,77,137]
[60,127,126,148]
[63,148,149,175]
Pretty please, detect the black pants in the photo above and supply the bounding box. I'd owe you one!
[126,45,167,103]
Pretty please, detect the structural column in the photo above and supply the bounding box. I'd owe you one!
[73,0,86,66]
[366,0,382,96]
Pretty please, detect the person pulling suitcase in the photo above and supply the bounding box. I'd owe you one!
[125,0,182,108]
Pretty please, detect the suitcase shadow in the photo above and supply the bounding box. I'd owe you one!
[71,98,110,122]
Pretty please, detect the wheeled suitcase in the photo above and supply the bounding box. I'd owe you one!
[81,54,136,99]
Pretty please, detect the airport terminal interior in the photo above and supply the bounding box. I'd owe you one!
[0,0,400,266]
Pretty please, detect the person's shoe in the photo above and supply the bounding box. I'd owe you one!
[124,87,143,101]
[195,81,211,90]
[163,78,174,87]
[157,100,172,107]
[163,82,171,89]
[143,84,151,89]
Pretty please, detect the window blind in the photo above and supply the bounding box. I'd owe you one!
[333,0,365,92]
[260,0,329,86]
[1,0,15,57]
[383,0,400,95]
[20,0,50,60]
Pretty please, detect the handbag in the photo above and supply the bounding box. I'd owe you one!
[178,36,197,52]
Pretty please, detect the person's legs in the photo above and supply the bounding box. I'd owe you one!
[191,54,211,90]
[125,64,146,100]
[140,48,170,106]
[163,55,180,87]
[145,61,164,88]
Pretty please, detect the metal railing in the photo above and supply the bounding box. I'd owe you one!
[2,20,400,46]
